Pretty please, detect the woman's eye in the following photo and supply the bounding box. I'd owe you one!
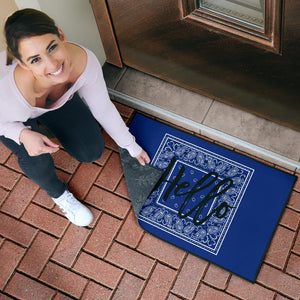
[31,57,40,64]
[49,44,57,53]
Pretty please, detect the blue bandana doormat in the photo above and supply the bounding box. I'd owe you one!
[121,113,296,282]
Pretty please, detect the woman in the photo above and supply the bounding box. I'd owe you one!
[0,8,150,226]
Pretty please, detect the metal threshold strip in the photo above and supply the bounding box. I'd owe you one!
[108,88,300,170]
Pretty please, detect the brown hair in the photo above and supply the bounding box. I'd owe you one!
[4,8,59,65]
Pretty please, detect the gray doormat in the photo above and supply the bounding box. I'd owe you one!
[119,147,164,217]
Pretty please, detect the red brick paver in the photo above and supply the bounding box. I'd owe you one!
[286,253,300,278]
[52,224,90,267]
[203,263,231,290]
[69,164,100,200]
[0,143,11,164]
[138,232,186,269]
[171,254,208,299]
[293,174,300,192]
[40,262,88,298]
[1,176,39,218]
[0,241,25,290]
[5,272,56,300]
[0,187,8,207]
[95,151,123,191]
[257,264,300,299]
[84,213,121,258]
[73,252,123,289]
[68,163,101,200]
[0,165,20,190]
[81,281,112,300]
[280,207,300,230]
[195,284,237,300]
[116,208,144,248]
[105,242,155,278]
[0,212,36,246]
[52,150,80,173]
[141,263,177,299]
[18,231,58,277]
[264,225,295,269]
[86,186,131,218]
[227,274,276,300]
[22,203,69,237]
[111,272,144,300]
[0,102,299,300]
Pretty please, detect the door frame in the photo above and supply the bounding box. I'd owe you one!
[90,0,123,67]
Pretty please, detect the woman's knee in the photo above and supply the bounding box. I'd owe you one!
[73,139,105,163]
[18,152,55,176]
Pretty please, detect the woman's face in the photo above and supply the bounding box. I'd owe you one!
[17,30,71,84]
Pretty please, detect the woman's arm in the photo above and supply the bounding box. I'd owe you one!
[78,51,149,164]
[19,128,59,156]
[0,121,29,145]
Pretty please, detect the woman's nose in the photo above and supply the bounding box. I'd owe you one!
[45,56,59,72]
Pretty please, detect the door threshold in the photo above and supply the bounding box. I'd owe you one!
[108,88,300,171]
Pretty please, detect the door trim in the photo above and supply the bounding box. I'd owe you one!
[90,0,123,67]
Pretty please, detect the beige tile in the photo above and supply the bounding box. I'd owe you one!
[203,101,300,161]
[103,63,127,89]
[112,95,200,134]
[199,129,297,171]
[116,68,212,124]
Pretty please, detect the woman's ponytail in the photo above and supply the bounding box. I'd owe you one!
[6,47,14,65]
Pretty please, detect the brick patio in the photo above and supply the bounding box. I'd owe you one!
[0,102,299,300]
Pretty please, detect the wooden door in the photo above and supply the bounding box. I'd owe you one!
[91,0,300,130]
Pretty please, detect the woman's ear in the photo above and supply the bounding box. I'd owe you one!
[58,28,66,42]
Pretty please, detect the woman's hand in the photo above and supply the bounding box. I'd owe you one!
[19,128,59,156]
[135,149,150,166]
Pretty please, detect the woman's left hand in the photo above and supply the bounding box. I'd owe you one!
[135,149,150,166]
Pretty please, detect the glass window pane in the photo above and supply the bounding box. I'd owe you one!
[197,0,265,30]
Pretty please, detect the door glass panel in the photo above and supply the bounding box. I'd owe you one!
[197,0,265,31]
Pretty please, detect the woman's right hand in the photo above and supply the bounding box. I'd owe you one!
[19,128,59,156]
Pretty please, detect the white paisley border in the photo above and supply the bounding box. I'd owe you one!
[138,134,255,255]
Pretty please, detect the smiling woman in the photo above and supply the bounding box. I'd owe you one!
[13,31,85,107]
[0,8,150,226]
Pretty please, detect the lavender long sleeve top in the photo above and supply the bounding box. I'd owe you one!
[0,46,142,157]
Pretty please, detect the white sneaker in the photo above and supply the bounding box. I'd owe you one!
[52,190,93,226]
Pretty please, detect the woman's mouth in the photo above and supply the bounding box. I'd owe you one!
[49,63,64,76]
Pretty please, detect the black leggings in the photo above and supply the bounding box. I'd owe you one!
[0,93,104,198]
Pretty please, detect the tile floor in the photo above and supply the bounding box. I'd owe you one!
[0,65,299,300]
